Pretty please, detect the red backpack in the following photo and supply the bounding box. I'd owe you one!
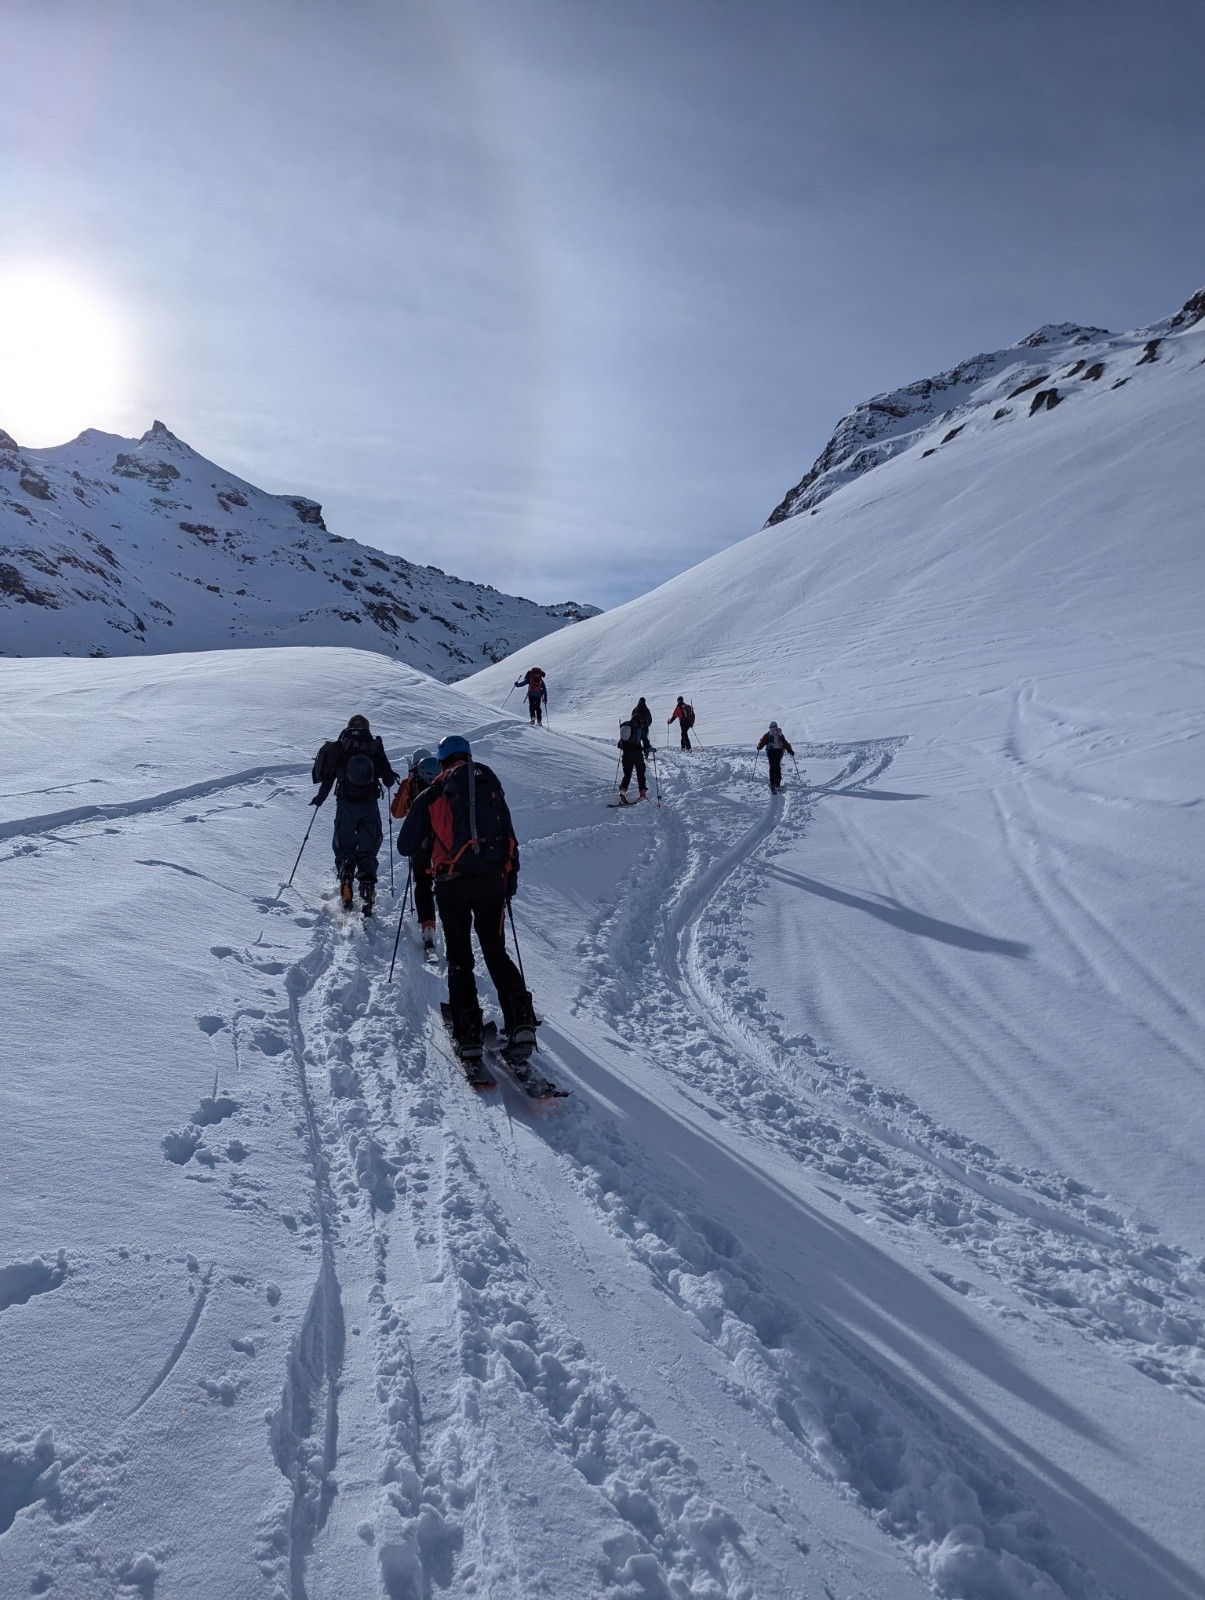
[427,759,518,882]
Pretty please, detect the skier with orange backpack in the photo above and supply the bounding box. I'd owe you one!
[390,747,442,956]
[668,696,696,750]
[396,735,538,1065]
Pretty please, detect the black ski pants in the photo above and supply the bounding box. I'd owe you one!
[333,799,382,883]
[412,844,436,926]
[678,724,692,750]
[767,748,784,790]
[527,693,544,725]
[620,748,646,793]
[435,873,525,1022]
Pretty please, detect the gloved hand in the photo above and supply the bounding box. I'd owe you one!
[310,794,323,807]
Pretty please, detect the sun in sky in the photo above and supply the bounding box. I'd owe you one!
[0,261,135,447]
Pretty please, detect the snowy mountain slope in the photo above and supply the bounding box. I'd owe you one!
[465,300,1205,1281]
[2,648,1203,1600]
[765,285,1205,523]
[0,421,596,675]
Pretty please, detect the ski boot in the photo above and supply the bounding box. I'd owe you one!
[617,788,631,806]
[453,1006,485,1063]
[502,991,539,1063]
[360,880,375,917]
[638,789,648,802]
[339,872,355,910]
[421,921,438,959]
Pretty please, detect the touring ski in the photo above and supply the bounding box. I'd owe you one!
[482,1022,568,1099]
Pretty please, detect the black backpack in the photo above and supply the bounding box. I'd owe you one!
[428,760,517,880]
[338,728,379,802]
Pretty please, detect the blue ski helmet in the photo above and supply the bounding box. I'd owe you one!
[416,755,441,782]
[410,746,436,772]
[437,734,471,763]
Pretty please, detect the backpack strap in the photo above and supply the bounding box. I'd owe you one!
[466,756,479,857]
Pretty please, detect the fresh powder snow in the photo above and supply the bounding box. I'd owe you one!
[1,290,1202,1600]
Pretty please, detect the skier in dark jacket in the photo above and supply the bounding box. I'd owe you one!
[630,697,653,753]
[615,718,648,804]
[311,714,399,914]
[756,722,795,794]
[396,734,538,1062]
[390,747,442,954]
[668,696,695,750]
[514,667,548,726]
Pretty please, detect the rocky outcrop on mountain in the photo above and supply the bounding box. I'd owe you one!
[766,287,1205,526]
[0,422,598,675]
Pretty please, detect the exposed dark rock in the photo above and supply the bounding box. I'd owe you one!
[0,563,59,606]
[1009,373,1049,399]
[1028,388,1061,415]
[19,467,54,501]
[1136,339,1162,366]
[112,454,181,490]
[288,496,326,529]
[993,408,1011,420]
[1166,286,1205,330]
[1082,362,1106,381]
[940,425,965,444]
[217,489,248,512]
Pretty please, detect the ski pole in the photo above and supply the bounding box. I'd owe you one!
[751,750,762,780]
[791,753,802,784]
[612,755,622,792]
[651,748,662,809]
[502,684,517,707]
[387,792,395,892]
[506,898,528,989]
[286,805,319,888]
[388,864,413,983]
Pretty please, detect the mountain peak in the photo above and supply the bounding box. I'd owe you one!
[141,420,184,447]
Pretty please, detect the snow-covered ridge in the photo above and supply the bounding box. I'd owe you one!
[765,284,1205,525]
[0,420,598,677]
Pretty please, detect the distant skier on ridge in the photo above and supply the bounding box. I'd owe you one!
[311,714,399,914]
[515,667,548,726]
[668,696,696,751]
[756,722,795,794]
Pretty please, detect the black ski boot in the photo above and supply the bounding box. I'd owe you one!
[360,880,375,917]
[339,872,355,910]
[502,991,539,1062]
[421,925,437,959]
[453,1006,485,1063]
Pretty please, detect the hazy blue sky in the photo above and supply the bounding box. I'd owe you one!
[2,0,1203,606]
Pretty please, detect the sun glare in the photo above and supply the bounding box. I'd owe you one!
[0,262,133,447]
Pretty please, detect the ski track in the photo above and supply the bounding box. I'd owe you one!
[30,739,1195,1596]
[574,748,1205,1408]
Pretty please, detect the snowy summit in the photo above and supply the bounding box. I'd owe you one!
[0,420,597,676]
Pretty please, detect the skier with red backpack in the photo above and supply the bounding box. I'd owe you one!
[668,696,696,750]
[395,735,538,1065]
[311,714,399,915]
[514,667,548,726]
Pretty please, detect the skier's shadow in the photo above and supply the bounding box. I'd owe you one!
[535,1023,1204,1600]
[764,864,1031,957]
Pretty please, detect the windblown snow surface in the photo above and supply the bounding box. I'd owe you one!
[2,305,1203,1599]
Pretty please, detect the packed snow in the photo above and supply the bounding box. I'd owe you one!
[2,291,1203,1599]
[0,421,596,675]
